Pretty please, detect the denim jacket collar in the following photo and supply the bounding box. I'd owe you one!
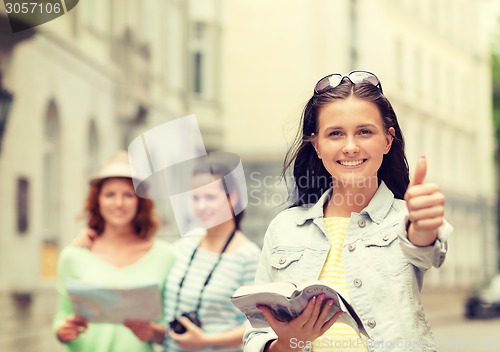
[294,181,395,225]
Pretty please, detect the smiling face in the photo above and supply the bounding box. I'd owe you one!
[313,96,394,187]
[98,178,138,229]
[191,173,235,229]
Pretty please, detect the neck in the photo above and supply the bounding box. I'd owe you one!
[325,176,378,217]
[201,219,237,251]
[100,224,139,243]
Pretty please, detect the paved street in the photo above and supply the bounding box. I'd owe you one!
[421,289,500,352]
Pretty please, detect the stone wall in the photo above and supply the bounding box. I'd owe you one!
[0,286,61,352]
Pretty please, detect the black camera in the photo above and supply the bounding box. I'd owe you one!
[169,311,202,334]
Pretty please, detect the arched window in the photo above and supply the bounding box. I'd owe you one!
[41,100,60,279]
[87,119,99,178]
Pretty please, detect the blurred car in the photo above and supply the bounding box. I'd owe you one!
[465,273,500,319]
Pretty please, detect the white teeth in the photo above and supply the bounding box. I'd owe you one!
[339,160,364,167]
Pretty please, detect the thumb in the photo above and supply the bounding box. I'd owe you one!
[178,316,199,330]
[410,156,427,187]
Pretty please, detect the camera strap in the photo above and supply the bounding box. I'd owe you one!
[173,227,237,318]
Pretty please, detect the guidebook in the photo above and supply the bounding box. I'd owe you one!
[66,281,162,323]
[231,281,370,338]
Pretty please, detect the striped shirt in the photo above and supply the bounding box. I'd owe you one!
[313,217,368,352]
[163,237,260,352]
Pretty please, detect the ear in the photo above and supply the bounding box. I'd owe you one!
[384,127,395,154]
[311,133,321,159]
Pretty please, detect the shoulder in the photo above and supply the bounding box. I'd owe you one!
[56,246,88,277]
[228,234,261,264]
[269,206,307,225]
[58,245,87,264]
[235,237,261,257]
[151,239,177,261]
[152,238,174,252]
[265,205,312,234]
[172,236,201,257]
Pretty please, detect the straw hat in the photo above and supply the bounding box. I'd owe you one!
[89,151,132,184]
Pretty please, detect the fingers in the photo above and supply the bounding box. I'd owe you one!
[320,310,343,335]
[406,191,445,210]
[405,183,445,228]
[298,295,322,326]
[71,228,97,248]
[57,317,88,342]
[87,228,98,240]
[67,316,88,330]
[312,298,333,330]
[411,218,444,232]
[302,294,325,328]
[408,205,444,223]
[404,183,440,202]
[409,156,427,187]
[178,316,200,331]
[256,305,281,332]
[168,328,180,340]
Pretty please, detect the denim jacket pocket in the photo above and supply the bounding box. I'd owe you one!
[362,228,410,276]
[269,246,308,281]
[363,229,399,247]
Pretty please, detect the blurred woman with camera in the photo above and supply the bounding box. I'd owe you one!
[161,157,260,351]
[53,152,176,352]
[73,155,260,351]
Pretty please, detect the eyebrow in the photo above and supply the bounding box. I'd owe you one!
[323,123,378,131]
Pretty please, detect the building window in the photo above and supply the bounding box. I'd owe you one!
[193,51,203,95]
[17,177,29,234]
[189,21,217,100]
[41,101,60,279]
[87,120,99,179]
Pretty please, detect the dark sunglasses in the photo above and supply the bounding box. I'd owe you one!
[314,70,383,94]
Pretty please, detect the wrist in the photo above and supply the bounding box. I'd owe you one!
[200,333,216,347]
[407,222,438,247]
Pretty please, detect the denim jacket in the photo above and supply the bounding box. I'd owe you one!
[243,182,453,352]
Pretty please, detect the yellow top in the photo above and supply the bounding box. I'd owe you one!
[312,217,368,352]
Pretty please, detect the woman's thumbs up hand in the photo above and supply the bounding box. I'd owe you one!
[404,156,445,246]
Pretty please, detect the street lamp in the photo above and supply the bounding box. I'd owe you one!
[0,87,13,154]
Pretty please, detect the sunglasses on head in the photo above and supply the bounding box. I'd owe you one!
[314,70,383,94]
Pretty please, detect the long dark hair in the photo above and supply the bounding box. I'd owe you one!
[283,78,409,206]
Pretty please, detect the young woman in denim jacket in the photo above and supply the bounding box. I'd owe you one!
[244,71,452,352]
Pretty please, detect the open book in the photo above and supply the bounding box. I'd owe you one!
[66,281,162,323]
[231,281,370,338]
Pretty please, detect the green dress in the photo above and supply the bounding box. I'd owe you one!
[53,240,176,352]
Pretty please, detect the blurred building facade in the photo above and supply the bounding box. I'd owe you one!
[0,0,223,350]
[0,0,497,351]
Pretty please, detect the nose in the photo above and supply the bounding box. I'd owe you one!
[115,195,124,206]
[193,197,207,211]
[342,136,359,154]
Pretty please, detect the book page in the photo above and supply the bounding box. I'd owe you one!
[231,292,295,328]
[232,281,298,298]
[66,281,162,323]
